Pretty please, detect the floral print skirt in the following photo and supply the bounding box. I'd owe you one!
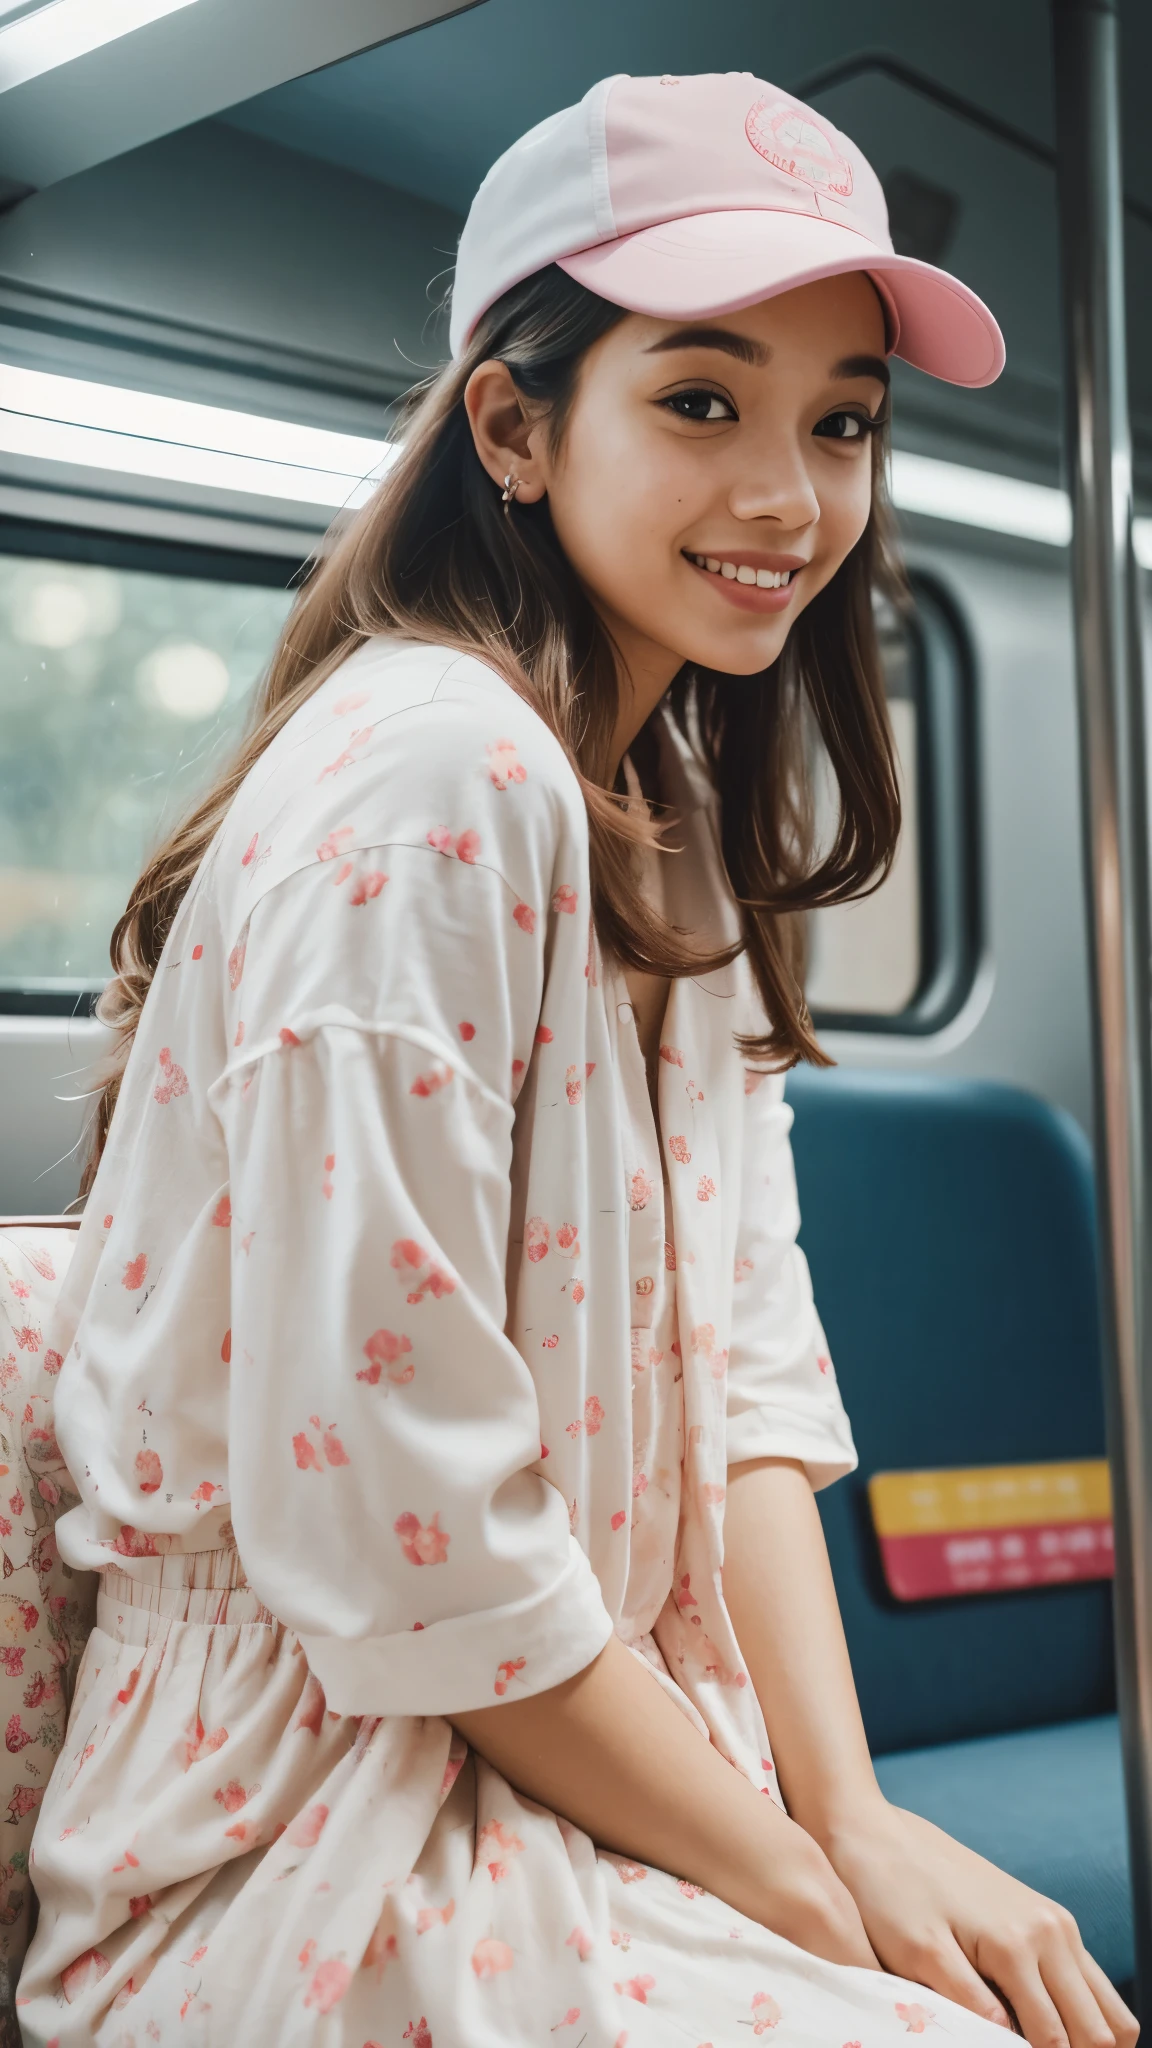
[18,1549,1008,2048]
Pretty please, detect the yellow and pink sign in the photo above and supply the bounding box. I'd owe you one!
[868,1459,1114,1602]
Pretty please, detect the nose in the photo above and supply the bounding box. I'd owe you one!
[728,428,820,534]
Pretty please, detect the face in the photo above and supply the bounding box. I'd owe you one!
[554,275,887,688]
[468,273,888,715]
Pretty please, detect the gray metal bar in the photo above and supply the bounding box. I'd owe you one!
[1051,0,1152,2006]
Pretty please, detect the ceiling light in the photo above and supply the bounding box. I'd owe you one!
[0,362,392,510]
[2,361,1149,566]
[0,0,199,95]
[891,449,1152,569]
[890,452,1072,546]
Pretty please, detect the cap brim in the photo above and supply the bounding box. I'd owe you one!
[557,209,1004,390]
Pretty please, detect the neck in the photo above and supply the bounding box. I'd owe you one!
[600,607,686,781]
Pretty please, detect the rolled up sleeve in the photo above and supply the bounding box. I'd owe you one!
[218,1021,613,1717]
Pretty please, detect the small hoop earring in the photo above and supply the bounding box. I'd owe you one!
[501,471,520,510]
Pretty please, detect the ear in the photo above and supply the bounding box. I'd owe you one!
[463,360,549,505]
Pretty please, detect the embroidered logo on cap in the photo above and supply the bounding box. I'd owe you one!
[745,98,854,200]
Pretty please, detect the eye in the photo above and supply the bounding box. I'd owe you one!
[661,388,738,423]
[813,408,881,441]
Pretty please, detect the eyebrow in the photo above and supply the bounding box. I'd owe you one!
[643,326,771,367]
[643,332,892,388]
[833,353,891,388]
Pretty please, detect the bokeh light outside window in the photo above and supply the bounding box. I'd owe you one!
[0,547,293,994]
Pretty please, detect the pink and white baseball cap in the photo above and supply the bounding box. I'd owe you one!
[450,72,1004,389]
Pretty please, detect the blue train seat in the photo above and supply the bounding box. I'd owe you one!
[784,1067,1133,1989]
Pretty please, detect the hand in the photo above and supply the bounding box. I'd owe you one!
[820,1798,1137,2048]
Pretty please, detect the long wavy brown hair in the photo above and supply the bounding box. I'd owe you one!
[81,263,903,1195]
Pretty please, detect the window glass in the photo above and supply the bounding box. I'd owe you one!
[1,548,973,1027]
[0,550,293,997]
[805,603,923,1019]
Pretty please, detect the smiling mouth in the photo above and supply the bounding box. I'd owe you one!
[685,554,797,589]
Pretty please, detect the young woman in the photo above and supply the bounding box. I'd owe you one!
[18,70,1136,2048]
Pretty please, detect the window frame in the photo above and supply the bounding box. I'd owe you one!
[808,569,982,1037]
[0,515,307,1019]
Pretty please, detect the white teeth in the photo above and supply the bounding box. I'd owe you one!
[690,553,794,588]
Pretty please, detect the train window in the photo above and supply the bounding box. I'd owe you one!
[806,578,978,1035]
[1,530,976,1030]
[0,525,296,1013]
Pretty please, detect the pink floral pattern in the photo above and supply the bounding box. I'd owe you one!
[0,1225,95,2008]
[153,1047,189,1105]
[390,1238,456,1305]
[393,1512,450,1566]
[348,868,388,906]
[486,738,527,790]
[752,1991,783,2032]
[427,825,477,865]
[358,1328,415,1390]
[409,1063,453,1099]
[471,1937,514,1980]
[897,2003,936,2034]
[477,1816,524,1881]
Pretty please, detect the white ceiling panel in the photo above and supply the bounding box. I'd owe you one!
[0,0,482,189]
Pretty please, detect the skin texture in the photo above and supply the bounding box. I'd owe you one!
[455,278,1139,2048]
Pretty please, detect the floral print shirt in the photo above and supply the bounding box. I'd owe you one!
[50,637,855,1778]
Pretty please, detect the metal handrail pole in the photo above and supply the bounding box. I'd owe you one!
[1051,0,1152,2001]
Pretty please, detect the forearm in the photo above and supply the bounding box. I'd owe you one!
[454,1634,801,1916]
[723,1457,884,1843]
[451,1629,876,1964]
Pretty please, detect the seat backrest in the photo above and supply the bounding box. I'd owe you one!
[785,1068,1113,1756]
[0,1221,96,2019]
